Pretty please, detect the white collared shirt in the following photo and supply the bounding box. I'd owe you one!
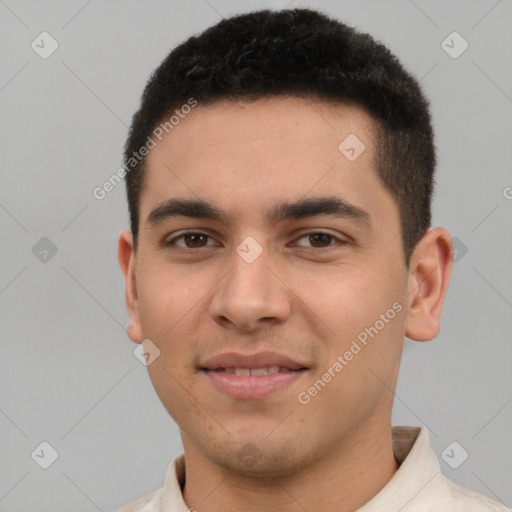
[115,425,510,511]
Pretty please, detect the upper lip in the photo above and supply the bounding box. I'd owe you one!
[200,351,308,370]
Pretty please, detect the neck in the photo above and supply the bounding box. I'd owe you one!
[182,422,399,512]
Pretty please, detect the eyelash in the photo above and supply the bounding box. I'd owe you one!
[165,230,349,253]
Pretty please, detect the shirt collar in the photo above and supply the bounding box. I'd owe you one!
[357,426,444,511]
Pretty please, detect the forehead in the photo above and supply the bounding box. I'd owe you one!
[140,97,397,232]
[150,96,376,157]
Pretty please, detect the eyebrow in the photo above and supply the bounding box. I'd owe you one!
[146,196,371,229]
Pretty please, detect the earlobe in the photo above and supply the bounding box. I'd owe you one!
[405,227,453,342]
[118,229,143,344]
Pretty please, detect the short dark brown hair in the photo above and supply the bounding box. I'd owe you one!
[123,8,435,265]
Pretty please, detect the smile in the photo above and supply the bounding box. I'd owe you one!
[202,367,308,399]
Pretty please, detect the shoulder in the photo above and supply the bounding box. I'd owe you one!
[444,477,510,511]
[113,486,163,512]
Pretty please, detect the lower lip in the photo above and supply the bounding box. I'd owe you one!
[203,369,307,399]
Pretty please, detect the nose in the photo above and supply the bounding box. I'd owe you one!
[209,242,292,332]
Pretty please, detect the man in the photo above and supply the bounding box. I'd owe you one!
[116,8,509,512]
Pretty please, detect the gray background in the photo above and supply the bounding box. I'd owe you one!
[1,0,511,510]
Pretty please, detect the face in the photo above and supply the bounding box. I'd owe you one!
[119,97,446,477]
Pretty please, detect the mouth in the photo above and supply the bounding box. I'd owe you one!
[198,351,310,399]
[201,366,309,399]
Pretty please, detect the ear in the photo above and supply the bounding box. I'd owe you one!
[118,229,143,344]
[405,227,453,341]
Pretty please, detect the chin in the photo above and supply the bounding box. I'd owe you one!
[204,436,315,479]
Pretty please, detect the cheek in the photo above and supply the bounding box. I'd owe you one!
[300,266,382,334]
[297,284,405,431]
[301,265,406,376]
[138,266,206,422]
[137,265,202,336]
[135,268,204,388]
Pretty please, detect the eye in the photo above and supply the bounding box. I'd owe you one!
[166,232,216,252]
[164,230,348,253]
[293,231,348,249]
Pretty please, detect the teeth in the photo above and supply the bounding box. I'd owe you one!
[220,366,291,376]
[250,367,267,376]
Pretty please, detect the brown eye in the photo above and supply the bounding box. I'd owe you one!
[166,232,215,251]
[308,233,332,248]
[182,233,208,248]
[294,231,347,249]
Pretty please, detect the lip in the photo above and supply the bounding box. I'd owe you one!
[199,351,307,371]
[199,351,309,400]
[203,368,308,399]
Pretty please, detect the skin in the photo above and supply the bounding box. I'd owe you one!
[118,96,453,512]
